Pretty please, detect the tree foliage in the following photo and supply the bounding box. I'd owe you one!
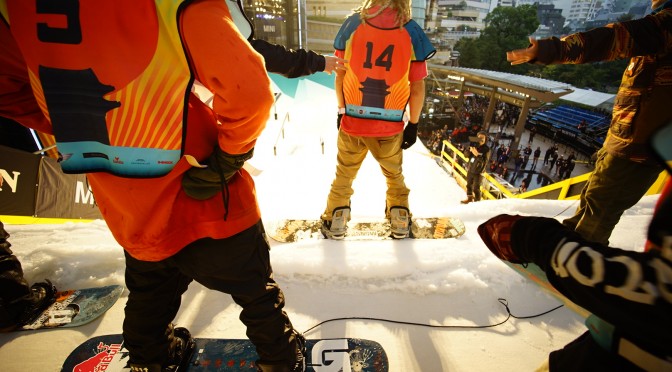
[453,5,628,92]
[540,61,627,93]
[455,5,539,72]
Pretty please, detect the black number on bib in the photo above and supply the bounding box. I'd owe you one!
[36,0,82,44]
[363,42,394,71]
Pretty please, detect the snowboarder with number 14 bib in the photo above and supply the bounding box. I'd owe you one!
[320,0,436,240]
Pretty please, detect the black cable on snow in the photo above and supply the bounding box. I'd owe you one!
[302,298,565,335]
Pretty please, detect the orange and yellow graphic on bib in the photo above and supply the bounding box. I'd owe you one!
[343,24,412,114]
[5,0,189,152]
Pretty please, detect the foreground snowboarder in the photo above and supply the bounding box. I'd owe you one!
[1,1,305,371]
[320,0,436,240]
[477,122,672,370]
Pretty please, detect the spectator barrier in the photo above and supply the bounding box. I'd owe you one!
[440,140,668,201]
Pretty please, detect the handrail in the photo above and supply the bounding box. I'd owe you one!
[440,139,668,201]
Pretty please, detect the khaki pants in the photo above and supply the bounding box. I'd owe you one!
[562,149,662,246]
[322,130,410,220]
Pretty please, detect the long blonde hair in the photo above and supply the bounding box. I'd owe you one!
[356,0,411,27]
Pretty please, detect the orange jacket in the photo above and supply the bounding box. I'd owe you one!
[334,6,433,137]
[0,0,273,261]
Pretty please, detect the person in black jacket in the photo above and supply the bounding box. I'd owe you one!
[225,0,345,78]
[507,0,672,246]
[461,131,490,204]
[0,221,56,332]
[251,39,345,78]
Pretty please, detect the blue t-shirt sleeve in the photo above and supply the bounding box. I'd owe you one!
[334,14,361,51]
[404,20,436,61]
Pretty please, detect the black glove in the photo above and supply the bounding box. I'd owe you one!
[401,122,418,150]
[182,146,254,200]
[337,113,343,130]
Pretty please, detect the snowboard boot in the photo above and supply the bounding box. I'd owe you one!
[130,325,196,372]
[164,326,196,372]
[460,195,474,204]
[320,206,350,240]
[256,330,306,372]
[7,280,57,331]
[389,206,411,239]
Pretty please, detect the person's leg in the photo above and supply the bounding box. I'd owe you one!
[462,172,476,202]
[123,252,192,368]
[323,131,368,219]
[0,227,31,330]
[473,174,483,201]
[563,151,662,245]
[364,133,409,215]
[174,221,300,367]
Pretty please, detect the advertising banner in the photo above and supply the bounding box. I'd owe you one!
[0,145,40,216]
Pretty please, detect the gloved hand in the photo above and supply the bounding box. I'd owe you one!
[182,146,254,200]
[337,113,343,130]
[0,221,12,255]
[401,122,418,150]
[477,214,526,263]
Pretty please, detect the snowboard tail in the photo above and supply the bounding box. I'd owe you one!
[62,335,389,371]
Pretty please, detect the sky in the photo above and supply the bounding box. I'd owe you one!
[0,78,658,371]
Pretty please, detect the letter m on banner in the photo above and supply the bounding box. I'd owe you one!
[75,181,95,205]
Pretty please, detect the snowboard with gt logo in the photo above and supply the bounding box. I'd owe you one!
[62,336,388,371]
[266,217,466,243]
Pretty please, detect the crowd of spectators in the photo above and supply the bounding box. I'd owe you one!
[418,95,585,194]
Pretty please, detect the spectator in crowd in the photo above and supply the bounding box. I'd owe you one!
[528,125,536,143]
[549,150,559,171]
[506,0,672,245]
[320,0,435,239]
[512,155,524,180]
[543,145,556,165]
[519,178,529,193]
[521,144,532,169]
[532,146,541,168]
[555,155,566,177]
[461,131,490,204]
[564,158,576,180]
[497,146,510,167]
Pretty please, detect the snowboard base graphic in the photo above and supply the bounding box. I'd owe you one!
[62,335,389,371]
[266,217,466,243]
[504,262,590,318]
[19,285,124,331]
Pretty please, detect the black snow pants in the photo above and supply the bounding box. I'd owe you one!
[122,220,298,367]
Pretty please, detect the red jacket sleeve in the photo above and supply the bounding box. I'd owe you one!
[180,0,273,155]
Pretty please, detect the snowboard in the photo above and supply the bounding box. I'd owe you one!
[503,262,591,319]
[501,261,627,353]
[19,285,124,331]
[266,217,466,243]
[62,335,389,372]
